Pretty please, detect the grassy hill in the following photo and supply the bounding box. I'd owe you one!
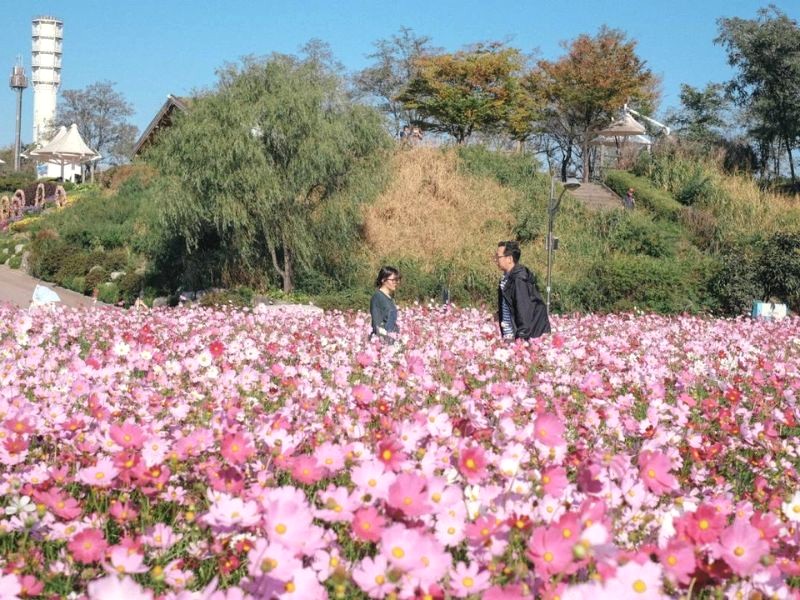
[4,145,800,314]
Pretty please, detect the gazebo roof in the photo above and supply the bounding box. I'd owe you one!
[596,113,646,137]
[590,133,652,147]
[32,124,98,161]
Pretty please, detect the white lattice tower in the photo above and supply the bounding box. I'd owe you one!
[31,16,63,144]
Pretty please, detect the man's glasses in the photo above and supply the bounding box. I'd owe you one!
[493,254,510,261]
[385,277,402,282]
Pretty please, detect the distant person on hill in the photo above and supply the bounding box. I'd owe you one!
[624,187,636,210]
[370,266,401,343]
[494,240,550,340]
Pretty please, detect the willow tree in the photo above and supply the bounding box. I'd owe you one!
[146,51,390,292]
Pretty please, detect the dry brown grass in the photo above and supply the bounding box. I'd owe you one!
[362,147,517,278]
[712,175,800,238]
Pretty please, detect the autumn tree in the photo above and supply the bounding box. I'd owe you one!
[355,27,438,135]
[537,27,658,181]
[716,6,800,182]
[398,44,533,144]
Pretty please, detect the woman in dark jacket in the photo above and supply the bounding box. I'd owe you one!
[370,266,401,342]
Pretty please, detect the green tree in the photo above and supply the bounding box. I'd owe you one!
[667,83,730,146]
[537,27,658,182]
[146,51,390,293]
[716,6,800,182]
[398,43,531,144]
[355,27,439,135]
[56,80,138,166]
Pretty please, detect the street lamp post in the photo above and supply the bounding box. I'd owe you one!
[545,176,581,314]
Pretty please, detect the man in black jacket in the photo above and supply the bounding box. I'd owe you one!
[494,241,551,340]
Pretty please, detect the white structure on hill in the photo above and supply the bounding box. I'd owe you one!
[32,16,72,179]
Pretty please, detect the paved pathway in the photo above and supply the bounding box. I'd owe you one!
[0,265,97,309]
[570,182,623,211]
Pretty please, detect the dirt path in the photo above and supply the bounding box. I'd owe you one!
[0,265,98,309]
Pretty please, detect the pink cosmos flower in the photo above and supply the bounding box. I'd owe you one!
[87,574,153,600]
[713,518,769,577]
[534,413,566,447]
[220,432,255,465]
[0,574,21,599]
[603,560,665,598]
[457,445,488,483]
[18,574,44,597]
[449,561,491,598]
[657,540,695,585]
[387,472,432,517]
[68,528,108,564]
[77,457,119,488]
[484,583,530,600]
[109,422,145,449]
[352,506,386,542]
[106,545,149,575]
[683,504,725,544]
[202,494,261,531]
[314,441,347,474]
[527,525,573,577]
[351,460,395,501]
[290,455,327,485]
[39,488,82,520]
[379,524,427,572]
[246,537,303,581]
[638,450,678,494]
[376,438,406,472]
[541,466,569,496]
[109,500,138,524]
[352,555,394,599]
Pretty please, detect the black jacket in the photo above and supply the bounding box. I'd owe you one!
[497,264,551,339]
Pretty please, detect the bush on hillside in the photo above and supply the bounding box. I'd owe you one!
[706,244,763,316]
[607,211,677,258]
[604,171,682,220]
[573,253,710,313]
[758,232,800,311]
[0,173,36,195]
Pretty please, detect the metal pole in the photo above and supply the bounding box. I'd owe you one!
[14,89,23,171]
[546,176,555,313]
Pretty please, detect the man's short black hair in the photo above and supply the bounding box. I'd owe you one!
[498,240,521,263]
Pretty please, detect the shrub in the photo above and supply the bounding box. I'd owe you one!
[706,244,763,316]
[197,287,254,308]
[607,212,677,258]
[84,267,109,295]
[604,171,682,220]
[64,276,86,294]
[574,253,709,313]
[0,173,36,195]
[7,254,21,269]
[97,282,120,305]
[54,251,93,286]
[117,272,144,305]
[758,232,800,311]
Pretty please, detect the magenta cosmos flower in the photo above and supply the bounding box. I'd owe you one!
[713,519,769,577]
[68,528,109,564]
[527,525,574,577]
[638,450,678,494]
[220,431,255,465]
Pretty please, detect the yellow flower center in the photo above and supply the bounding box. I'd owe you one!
[285,581,295,593]
[231,443,240,452]
[647,469,656,478]
[275,523,287,534]
[448,527,456,534]
[734,546,745,557]
[382,450,392,461]
[543,551,553,562]
[633,580,646,593]
[699,519,709,530]
[542,475,550,484]
[463,577,474,588]
[362,522,371,530]
[368,478,377,487]
[261,558,277,572]
[95,472,105,479]
[431,492,441,502]
[403,497,412,505]
[375,574,386,585]
[392,547,404,559]
[667,555,677,566]
[562,528,572,538]
[466,458,476,470]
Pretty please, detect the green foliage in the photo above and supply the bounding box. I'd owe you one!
[706,243,763,315]
[7,254,21,269]
[97,282,121,305]
[716,6,800,181]
[198,287,255,308]
[604,170,682,219]
[0,172,36,194]
[607,211,677,258]
[574,253,711,313]
[146,50,391,293]
[666,83,730,146]
[758,232,800,310]
[117,271,144,305]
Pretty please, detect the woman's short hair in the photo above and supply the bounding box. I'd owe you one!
[375,265,400,288]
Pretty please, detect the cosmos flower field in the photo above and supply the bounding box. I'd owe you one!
[1,303,799,599]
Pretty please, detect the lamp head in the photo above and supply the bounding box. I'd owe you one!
[563,177,581,191]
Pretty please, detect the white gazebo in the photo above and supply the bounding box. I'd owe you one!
[29,124,101,182]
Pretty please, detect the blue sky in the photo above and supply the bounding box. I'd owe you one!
[1,0,798,147]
